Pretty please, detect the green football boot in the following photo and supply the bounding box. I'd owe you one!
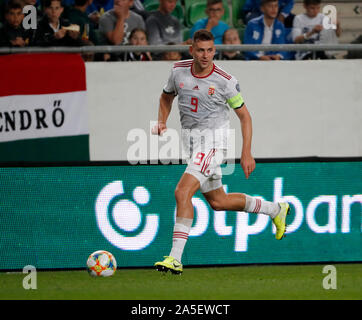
[154,256,183,275]
[272,203,291,240]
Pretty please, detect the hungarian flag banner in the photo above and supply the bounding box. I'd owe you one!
[0,53,89,162]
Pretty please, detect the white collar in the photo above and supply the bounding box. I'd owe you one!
[263,17,274,30]
[49,21,60,32]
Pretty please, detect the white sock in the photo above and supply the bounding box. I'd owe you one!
[244,195,280,219]
[169,217,193,263]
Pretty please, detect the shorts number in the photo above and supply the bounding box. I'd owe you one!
[191,97,198,113]
[194,152,205,165]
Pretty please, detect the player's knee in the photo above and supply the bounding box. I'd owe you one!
[208,199,225,211]
[174,186,192,204]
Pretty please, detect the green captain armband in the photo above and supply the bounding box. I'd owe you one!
[227,93,244,109]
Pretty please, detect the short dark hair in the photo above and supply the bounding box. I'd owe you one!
[193,29,214,42]
[74,0,88,6]
[43,0,62,8]
[129,28,147,40]
[5,0,22,14]
[222,28,239,43]
[261,0,278,6]
[207,0,222,7]
[303,0,321,6]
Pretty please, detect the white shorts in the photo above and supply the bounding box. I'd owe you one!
[185,147,226,193]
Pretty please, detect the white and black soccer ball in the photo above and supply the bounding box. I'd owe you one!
[86,250,117,277]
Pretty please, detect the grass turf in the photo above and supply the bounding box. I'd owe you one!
[0,263,361,300]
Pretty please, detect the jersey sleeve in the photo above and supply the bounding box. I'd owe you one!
[292,15,303,41]
[163,67,177,95]
[224,77,244,109]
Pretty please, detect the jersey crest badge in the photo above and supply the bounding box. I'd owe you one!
[208,86,215,96]
[179,82,184,89]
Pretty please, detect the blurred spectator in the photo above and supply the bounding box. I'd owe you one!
[243,0,287,60]
[242,0,295,28]
[67,0,98,45]
[345,34,362,59]
[146,0,182,45]
[84,0,147,27]
[34,0,82,46]
[98,0,144,46]
[189,0,229,45]
[0,0,6,26]
[131,0,149,21]
[220,28,244,60]
[0,0,35,46]
[292,0,341,60]
[87,0,113,26]
[162,50,181,60]
[124,27,152,61]
[161,42,181,60]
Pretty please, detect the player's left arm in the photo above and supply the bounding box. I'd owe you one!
[234,105,256,179]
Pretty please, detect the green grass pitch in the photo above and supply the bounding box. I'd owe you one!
[0,263,361,300]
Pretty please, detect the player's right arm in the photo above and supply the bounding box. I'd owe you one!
[152,92,175,135]
[152,67,177,135]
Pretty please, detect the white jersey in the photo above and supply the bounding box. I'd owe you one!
[163,59,244,153]
[292,13,325,60]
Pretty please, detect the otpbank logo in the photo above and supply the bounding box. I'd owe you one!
[95,181,159,250]
[95,178,362,253]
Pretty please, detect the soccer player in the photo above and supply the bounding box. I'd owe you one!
[153,29,290,275]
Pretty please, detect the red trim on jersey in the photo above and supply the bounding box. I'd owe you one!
[174,64,192,69]
[175,59,192,64]
[175,61,192,67]
[174,60,193,68]
[214,67,232,80]
[190,62,215,79]
[214,66,232,78]
[215,70,231,80]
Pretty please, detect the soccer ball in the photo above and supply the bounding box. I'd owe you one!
[87,250,117,277]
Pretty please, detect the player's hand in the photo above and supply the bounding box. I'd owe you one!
[240,152,255,179]
[151,122,167,136]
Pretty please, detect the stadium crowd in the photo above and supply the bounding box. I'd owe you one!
[0,0,359,60]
